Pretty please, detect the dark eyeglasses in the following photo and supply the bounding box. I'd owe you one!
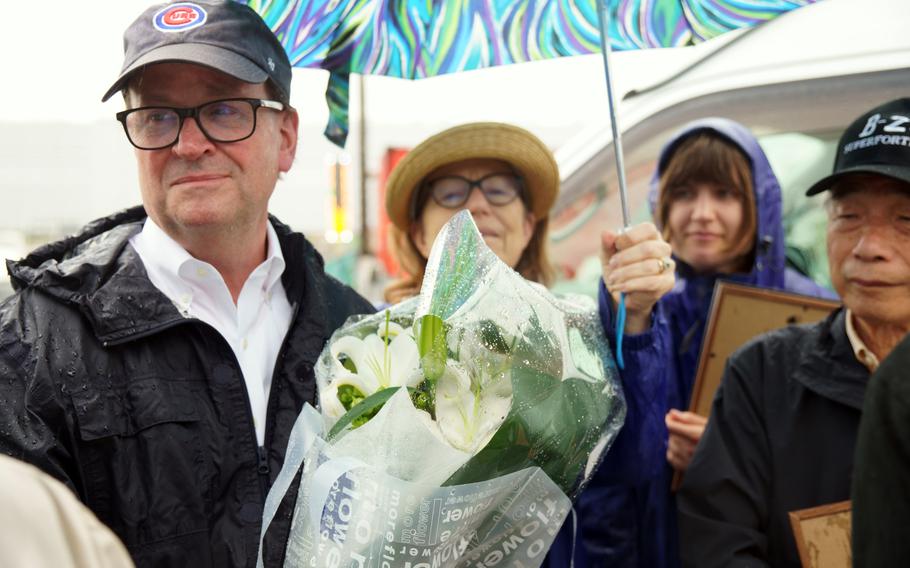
[115,98,285,150]
[419,172,524,215]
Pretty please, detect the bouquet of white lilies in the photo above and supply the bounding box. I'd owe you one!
[259,211,625,568]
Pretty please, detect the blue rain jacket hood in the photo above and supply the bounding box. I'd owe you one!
[649,117,835,408]
[578,118,836,568]
[649,117,792,289]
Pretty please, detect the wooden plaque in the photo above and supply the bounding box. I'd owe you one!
[672,282,839,490]
[687,282,840,418]
[789,501,852,568]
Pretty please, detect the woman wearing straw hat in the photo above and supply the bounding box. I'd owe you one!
[383,122,558,303]
[383,121,591,566]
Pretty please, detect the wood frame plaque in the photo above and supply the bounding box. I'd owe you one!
[788,500,852,568]
[672,282,840,490]
[687,281,840,418]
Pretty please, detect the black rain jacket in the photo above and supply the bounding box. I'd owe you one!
[0,206,374,567]
[852,331,910,567]
[676,308,867,568]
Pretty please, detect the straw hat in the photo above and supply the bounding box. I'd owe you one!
[385,122,560,230]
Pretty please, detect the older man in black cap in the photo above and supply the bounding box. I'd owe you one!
[676,98,910,568]
[0,2,372,567]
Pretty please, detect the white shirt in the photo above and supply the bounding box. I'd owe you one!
[130,218,293,446]
[844,308,880,372]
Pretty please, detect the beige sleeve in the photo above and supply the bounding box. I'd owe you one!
[0,455,134,568]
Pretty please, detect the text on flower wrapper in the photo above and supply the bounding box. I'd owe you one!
[284,463,573,566]
[461,494,565,568]
[316,472,382,567]
[393,530,473,568]
[380,489,401,565]
[470,520,546,567]
[441,497,495,523]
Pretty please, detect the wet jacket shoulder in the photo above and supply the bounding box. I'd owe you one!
[0,206,373,568]
[677,308,868,568]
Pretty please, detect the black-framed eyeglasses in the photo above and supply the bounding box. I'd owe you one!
[115,98,285,150]
[416,172,524,217]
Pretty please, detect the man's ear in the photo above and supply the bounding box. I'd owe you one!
[278,108,299,173]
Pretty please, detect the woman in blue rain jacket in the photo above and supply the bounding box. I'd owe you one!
[578,118,837,568]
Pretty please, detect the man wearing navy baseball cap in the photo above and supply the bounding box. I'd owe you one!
[676,98,910,568]
[0,2,373,567]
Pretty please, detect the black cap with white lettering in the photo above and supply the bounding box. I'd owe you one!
[101,1,291,103]
[806,98,910,195]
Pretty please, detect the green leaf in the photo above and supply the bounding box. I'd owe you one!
[510,308,562,379]
[443,368,619,496]
[338,355,357,374]
[327,387,401,441]
[478,319,512,355]
[408,381,436,419]
[425,217,482,318]
[415,314,447,382]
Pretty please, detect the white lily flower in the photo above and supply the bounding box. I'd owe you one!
[325,325,422,418]
[435,360,512,453]
[377,321,410,341]
[412,406,450,447]
[320,373,379,420]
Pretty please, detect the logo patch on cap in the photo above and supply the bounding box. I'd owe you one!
[153,3,207,33]
[843,112,910,156]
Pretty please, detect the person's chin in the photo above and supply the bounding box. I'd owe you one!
[481,233,502,247]
[682,249,722,270]
[846,283,903,305]
[850,297,910,327]
[170,202,232,229]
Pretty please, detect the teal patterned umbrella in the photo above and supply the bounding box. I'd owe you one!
[240,0,817,146]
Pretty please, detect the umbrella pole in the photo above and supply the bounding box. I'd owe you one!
[358,74,369,256]
[595,0,631,229]
[595,0,630,370]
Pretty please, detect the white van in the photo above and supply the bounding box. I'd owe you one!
[550,0,910,294]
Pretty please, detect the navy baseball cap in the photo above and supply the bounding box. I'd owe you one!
[806,98,910,195]
[102,1,292,103]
